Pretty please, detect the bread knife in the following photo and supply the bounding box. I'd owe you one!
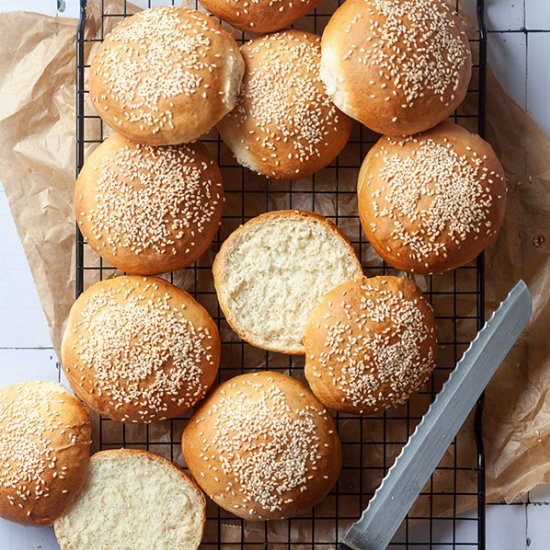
[338,279,532,550]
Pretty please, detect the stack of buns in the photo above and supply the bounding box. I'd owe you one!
[1,0,511,546]
[77,1,503,278]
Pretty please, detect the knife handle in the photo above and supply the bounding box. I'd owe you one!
[337,544,354,550]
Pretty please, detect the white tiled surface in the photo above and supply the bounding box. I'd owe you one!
[486,0,524,31]
[1,0,550,548]
[488,30,527,107]
[0,349,59,386]
[526,0,550,30]
[527,32,550,138]
[0,190,52,349]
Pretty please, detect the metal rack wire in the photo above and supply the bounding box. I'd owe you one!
[76,0,488,546]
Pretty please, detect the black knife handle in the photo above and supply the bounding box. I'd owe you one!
[337,544,354,550]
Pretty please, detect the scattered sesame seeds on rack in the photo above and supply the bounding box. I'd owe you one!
[344,0,469,109]
[366,135,504,266]
[90,7,227,133]
[227,32,341,168]
[68,279,215,422]
[308,280,436,413]
[81,143,222,257]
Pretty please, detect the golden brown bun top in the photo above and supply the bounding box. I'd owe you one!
[61,276,220,423]
[305,276,437,415]
[0,381,91,526]
[89,7,244,145]
[183,371,341,520]
[75,133,224,276]
[200,0,322,33]
[358,121,507,274]
[218,30,353,180]
[321,0,471,135]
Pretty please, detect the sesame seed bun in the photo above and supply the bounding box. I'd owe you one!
[358,121,507,274]
[304,276,437,415]
[61,276,220,423]
[0,381,91,526]
[89,7,244,145]
[320,0,472,135]
[75,134,224,276]
[54,449,205,550]
[217,31,353,180]
[200,0,322,34]
[182,371,341,521]
[212,210,363,354]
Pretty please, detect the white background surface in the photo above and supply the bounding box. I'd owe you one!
[1,0,550,548]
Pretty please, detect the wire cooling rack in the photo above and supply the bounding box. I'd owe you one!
[75,0,488,547]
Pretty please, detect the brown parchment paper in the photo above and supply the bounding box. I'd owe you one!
[1,1,549,542]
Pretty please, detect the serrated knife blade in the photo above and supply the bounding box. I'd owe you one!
[338,280,532,550]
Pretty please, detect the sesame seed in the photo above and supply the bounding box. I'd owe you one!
[220,31,343,172]
[79,140,222,260]
[362,132,504,270]
[341,0,469,109]
[0,383,83,511]
[66,277,216,422]
[90,7,236,135]
[194,374,334,514]
[307,277,436,413]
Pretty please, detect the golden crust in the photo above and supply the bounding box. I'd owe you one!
[75,134,224,276]
[218,31,353,180]
[358,121,507,274]
[320,0,472,135]
[304,276,437,415]
[61,276,220,423]
[212,210,363,354]
[0,381,91,526]
[200,0,322,33]
[201,0,321,34]
[182,371,341,521]
[89,7,244,145]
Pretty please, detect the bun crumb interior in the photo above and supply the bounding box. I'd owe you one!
[54,450,205,550]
